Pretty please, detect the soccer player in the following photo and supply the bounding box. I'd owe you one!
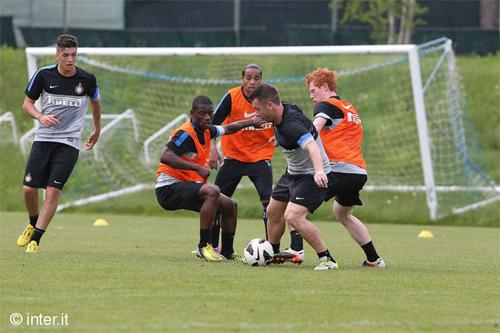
[298,67,385,268]
[16,34,101,253]
[249,83,339,271]
[155,95,264,262]
[208,64,281,250]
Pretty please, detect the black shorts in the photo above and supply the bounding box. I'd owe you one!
[23,141,79,190]
[214,158,272,201]
[271,173,326,213]
[156,181,204,212]
[325,172,367,206]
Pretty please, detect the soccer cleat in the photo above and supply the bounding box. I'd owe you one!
[221,252,242,261]
[192,248,202,258]
[17,224,34,247]
[313,260,338,271]
[192,245,221,258]
[271,248,304,264]
[362,257,386,268]
[199,244,224,262]
[25,241,38,253]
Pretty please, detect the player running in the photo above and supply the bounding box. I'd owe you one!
[16,34,101,253]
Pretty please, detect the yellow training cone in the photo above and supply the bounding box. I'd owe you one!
[94,218,109,227]
[418,230,434,238]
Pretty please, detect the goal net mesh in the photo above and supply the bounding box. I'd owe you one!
[28,39,498,218]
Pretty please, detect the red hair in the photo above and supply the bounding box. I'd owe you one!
[305,68,337,92]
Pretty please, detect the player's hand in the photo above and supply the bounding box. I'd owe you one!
[208,149,222,170]
[196,165,210,180]
[38,114,60,128]
[85,129,100,150]
[314,170,328,188]
[249,116,266,128]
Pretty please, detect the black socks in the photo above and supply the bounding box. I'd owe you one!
[317,249,336,262]
[289,230,303,251]
[221,232,235,257]
[361,241,380,262]
[31,227,45,245]
[198,229,211,249]
[271,243,280,254]
[210,213,222,248]
[29,215,38,228]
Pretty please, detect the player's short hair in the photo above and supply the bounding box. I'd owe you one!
[248,83,280,105]
[191,95,213,113]
[56,34,79,50]
[305,67,337,92]
[242,64,263,78]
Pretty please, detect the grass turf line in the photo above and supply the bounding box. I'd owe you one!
[1,211,499,332]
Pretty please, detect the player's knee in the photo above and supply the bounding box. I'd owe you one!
[284,210,302,227]
[23,186,37,197]
[204,185,220,199]
[45,187,61,201]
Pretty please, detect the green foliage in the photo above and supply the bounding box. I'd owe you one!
[1,212,499,332]
[336,0,428,43]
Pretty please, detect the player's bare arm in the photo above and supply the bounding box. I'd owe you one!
[23,96,60,128]
[85,99,101,150]
[305,140,328,188]
[208,138,222,169]
[160,148,210,179]
[222,116,265,135]
[312,116,328,133]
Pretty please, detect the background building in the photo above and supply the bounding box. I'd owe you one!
[0,0,498,54]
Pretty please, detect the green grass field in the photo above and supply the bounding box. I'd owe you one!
[1,211,499,332]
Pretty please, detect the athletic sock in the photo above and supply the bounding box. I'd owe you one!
[198,229,211,249]
[317,249,336,263]
[209,213,222,248]
[262,205,269,239]
[271,243,280,254]
[29,215,38,228]
[361,241,380,262]
[31,227,45,245]
[289,230,303,251]
[221,232,235,257]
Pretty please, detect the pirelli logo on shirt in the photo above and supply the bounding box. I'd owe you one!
[46,95,84,107]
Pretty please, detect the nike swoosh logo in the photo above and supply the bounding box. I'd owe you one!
[243,110,256,118]
[255,248,260,261]
[54,180,62,184]
[295,197,304,200]
[342,104,352,109]
[50,85,58,89]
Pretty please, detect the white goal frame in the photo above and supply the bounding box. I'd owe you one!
[25,40,498,219]
[0,111,19,144]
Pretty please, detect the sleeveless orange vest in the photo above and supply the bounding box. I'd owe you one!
[220,86,275,162]
[320,98,366,170]
[156,121,211,183]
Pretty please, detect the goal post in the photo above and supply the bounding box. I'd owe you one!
[24,38,499,219]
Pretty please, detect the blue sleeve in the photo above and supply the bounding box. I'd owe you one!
[89,75,99,100]
[297,132,314,149]
[166,130,196,155]
[25,70,44,100]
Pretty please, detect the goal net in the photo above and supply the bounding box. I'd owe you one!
[24,38,499,219]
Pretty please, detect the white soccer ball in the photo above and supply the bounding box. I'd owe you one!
[243,238,274,266]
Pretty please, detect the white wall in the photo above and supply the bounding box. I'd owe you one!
[0,0,125,30]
